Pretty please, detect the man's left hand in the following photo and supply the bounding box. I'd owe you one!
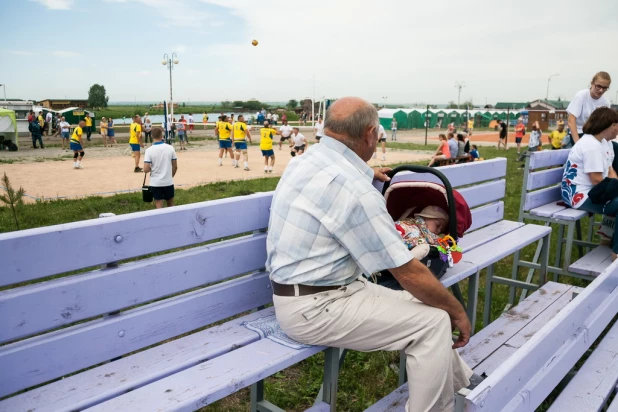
[373,167,391,182]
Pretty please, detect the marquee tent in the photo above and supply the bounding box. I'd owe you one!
[0,108,18,146]
[407,108,424,128]
[378,108,409,129]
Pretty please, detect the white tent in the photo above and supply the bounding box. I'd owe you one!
[0,108,18,147]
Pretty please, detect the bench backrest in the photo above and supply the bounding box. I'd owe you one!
[518,149,569,220]
[463,261,618,411]
[0,193,273,398]
[0,158,507,399]
[373,158,508,233]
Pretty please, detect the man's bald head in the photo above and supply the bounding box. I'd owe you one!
[324,97,379,142]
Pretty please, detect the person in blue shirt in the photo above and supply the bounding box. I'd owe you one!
[470,145,480,160]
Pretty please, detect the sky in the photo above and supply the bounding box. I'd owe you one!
[1,0,617,106]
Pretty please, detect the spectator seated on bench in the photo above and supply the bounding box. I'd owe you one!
[368,260,618,412]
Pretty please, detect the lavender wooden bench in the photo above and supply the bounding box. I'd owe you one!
[514,149,610,305]
[0,195,337,412]
[367,261,618,412]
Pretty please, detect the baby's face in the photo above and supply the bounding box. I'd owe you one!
[425,217,447,234]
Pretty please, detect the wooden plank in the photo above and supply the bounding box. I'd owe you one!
[552,207,591,221]
[306,401,332,412]
[468,202,504,232]
[547,320,618,412]
[86,339,325,412]
[464,262,618,412]
[0,192,273,287]
[569,246,613,277]
[373,158,507,192]
[364,384,407,412]
[524,185,561,212]
[528,149,569,170]
[458,220,524,252]
[442,224,551,288]
[473,287,581,375]
[0,272,272,398]
[526,168,564,191]
[458,282,571,369]
[0,234,268,344]
[528,203,567,218]
[457,180,506,209]
[0,308,276,412]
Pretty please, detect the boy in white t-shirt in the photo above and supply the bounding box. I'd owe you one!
[278,120,294,150]
[565,71,611,147]
[517,121,543,164]
[314,116,324,142]
[289,127,308,156]
[144,127,178,209]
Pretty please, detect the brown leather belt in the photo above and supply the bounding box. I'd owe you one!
[271,280,343,297]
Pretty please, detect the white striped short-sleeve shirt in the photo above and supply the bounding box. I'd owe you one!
[266,135,413,286]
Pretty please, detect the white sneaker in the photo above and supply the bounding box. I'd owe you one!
[76,164,83,169]
[382,156,386,161]
[244,167,250,171]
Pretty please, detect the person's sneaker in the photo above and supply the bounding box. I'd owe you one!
[244,167,250,171]
[234,165,239,168]
[134,167,143,173]
[466,373,487,390]
[76,164,83,169]
[382,156,386,161]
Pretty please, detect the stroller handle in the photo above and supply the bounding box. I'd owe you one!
[381,165,458,240]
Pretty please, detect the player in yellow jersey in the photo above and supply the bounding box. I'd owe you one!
[549,120,567,150]
[70,120,86,169]
[260,120,280,173]
[203,112,209,129]
[233,115,252,171]
[216,115,234,166]
[84,113,93,141]
[129,115,144,172]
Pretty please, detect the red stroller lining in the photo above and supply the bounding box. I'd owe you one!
[384,181,472,239]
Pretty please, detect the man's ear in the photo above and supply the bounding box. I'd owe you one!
[364,125,377,145]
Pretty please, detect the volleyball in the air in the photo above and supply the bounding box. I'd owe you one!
[252,39,258,46]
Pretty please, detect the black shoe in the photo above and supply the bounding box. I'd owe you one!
[134,167,143,173]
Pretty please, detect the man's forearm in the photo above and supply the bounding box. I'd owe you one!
[391,259,466,319]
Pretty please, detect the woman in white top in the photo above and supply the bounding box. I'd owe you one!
[562,107,618,259]
[565,71,611,148]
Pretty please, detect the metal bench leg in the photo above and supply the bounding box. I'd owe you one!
[586,215,595,255]
[575,220,584,258]
[399,351,407,385]
[251,380,287,412]
[321,347,340,412]
[483,264,495,327]
[467,272,479,335]
[314,348,345,409]
[554,224,565,282]
[563,222,576,272]
[539,234,550,286]
[509,249,521,305]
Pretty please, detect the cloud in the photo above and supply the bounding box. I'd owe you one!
[136,70,152,76]
[103,0,213,28]
[174,44,188,53]
[51,50,81,57]
[9,50,34,56]
[30,0,75,10]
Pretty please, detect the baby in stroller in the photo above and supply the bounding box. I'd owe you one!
[395,205,448,251]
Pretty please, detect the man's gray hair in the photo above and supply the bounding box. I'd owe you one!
[324,104,379,148]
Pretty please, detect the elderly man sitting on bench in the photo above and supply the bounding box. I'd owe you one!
[267,97,482,412]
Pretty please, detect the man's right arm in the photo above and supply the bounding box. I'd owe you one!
[389,258,470,348]
[171,159,178,177]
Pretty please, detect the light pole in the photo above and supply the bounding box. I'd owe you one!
[382,96,388,107]
[454,81,466,109]
[546,74,559,102]
[0,84,6,101]
[161,53,179,128]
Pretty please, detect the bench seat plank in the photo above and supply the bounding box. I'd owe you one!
[547,320,618,412]
[0,308,276,412]
[365,283,572,412]
[0,272,272,398]
[459,220,524,251]
[552,207,590,221]
[441,223,551,288]
[528,202,566,218]
[87,338,325,412]
[569,245,613,277]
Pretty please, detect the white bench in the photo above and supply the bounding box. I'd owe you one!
[367,261,618,412]
[514,149,611,305]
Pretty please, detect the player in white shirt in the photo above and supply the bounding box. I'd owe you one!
[278,120,294,150]
[314,116,324,143]
[144,127,178,209]
[373,124,387,161]
[290,127,308,156]
[188,114,194,134]
[566,71,611,147]
[59,117,70,151]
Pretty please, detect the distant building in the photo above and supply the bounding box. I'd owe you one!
[495,102,529,110]
[525,99,570,131]
[37,99,87,110]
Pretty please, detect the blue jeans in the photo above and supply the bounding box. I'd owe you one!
[578,197,618,253]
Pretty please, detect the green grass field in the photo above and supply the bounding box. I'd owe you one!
[0,144,591,411]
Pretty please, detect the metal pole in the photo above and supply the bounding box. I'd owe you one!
[1,84,6,101]
[425,105,429,145]
[169,60,174,126]
[545,77,550,102]
[312,74,315,127]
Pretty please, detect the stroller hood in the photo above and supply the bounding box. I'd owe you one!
[384,181,472,238]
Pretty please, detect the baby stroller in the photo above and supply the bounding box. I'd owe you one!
[377,165,473,306]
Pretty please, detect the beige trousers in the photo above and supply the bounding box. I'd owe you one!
[273,278,472,412]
